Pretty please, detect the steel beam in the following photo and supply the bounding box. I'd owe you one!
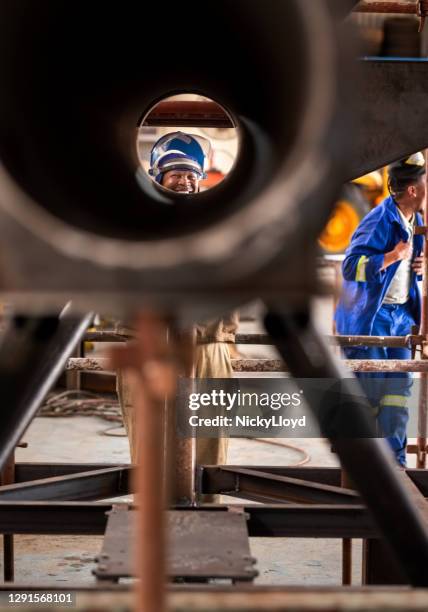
[85,330,417,348]
[201,465,428,497]
[199,466,360,505]
[0,467,132,501]
[14,463,125,483]
[0,312,92,471]
[0,502,378,538]
[0,502,111,535]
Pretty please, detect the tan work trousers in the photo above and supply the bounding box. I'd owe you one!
[116,342,232,466]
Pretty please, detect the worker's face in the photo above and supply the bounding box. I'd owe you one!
[161,170,200,194]
[409,176,427,213]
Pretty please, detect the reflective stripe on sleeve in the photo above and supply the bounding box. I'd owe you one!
[380,394,408,408]
[355,256,369,282]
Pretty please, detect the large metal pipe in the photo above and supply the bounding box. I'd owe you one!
[0,1,349,305]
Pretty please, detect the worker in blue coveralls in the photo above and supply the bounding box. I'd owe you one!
[335,152,427,467]
[148,131,209,194]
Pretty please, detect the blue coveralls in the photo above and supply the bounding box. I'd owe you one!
[335,196,423,466]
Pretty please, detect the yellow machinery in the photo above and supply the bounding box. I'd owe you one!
[319,169,387,253]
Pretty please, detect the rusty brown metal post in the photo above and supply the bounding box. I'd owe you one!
[110,314,180,612]
[171,328,197,506]
[0,450,15,582]
[134,373,165,612]
[416,153,428,468]
[341,470,353,585]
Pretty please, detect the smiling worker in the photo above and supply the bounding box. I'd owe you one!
[149,131,209,194]
[335,152,426,467]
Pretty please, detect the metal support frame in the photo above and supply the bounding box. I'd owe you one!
[264,308,428,587]
[0,312,93,472]
[0,466,132,502]
[0,501,376,539]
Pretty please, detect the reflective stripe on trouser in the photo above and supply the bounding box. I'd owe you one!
[377,394,409,467]
[343,302,415,468]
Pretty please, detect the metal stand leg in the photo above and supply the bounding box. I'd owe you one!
[110,313,186,612]
[1,451,15,582]
[341,470,352,585]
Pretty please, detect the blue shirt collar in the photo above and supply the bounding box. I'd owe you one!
[383,195,423,227]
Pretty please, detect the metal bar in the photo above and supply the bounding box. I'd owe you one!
[200,466,360,505]
[2,585,428,612]
[84,329,422,349]
[0,467,132,501]
[142,101,234,128]
[0,502,112,535]
[0,312,93,471]
[0,502,377,538]
[264,309,428,586]
[0,452,15,582]
[66,341,83,390]
[14,463,126,483]
[354,1,418,14]
[201,465,428,495]
[235,334,272,345]
[417,151,428,468]
[362,472,424,585]
[345,359,428,372]
[244,505,375,538]
[363,539,407,585]
[66,356,428,373]
[84,331,128,342]
[341,470,353,586]
[332,335,414,348]
[362,471,428,585]
[67,357,108,371]
[201,466,344,488]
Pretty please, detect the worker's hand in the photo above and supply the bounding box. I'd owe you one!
[393,240,413,261]
[412,256,425,276]
[382,241,413,271]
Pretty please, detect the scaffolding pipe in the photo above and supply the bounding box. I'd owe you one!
[416,153,428,468]
[354,1,419,14]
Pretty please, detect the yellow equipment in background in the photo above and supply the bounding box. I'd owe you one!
[319,169,386,254]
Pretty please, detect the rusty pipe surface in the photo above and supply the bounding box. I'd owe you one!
[346,359,428,372]
[110,315,177,612]
[354,0,428,28]
[67,357,428,373]
[332,335,414,348]
[354,1,419,14]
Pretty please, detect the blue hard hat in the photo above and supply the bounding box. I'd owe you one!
[149,131,210,184]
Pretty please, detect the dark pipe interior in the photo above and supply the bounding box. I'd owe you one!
[0,1,309,241]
